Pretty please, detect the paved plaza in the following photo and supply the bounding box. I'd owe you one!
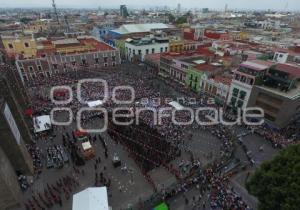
[17,65,281,210]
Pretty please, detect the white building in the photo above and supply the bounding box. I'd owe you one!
[227,60,273,109]
[125,34,169,62]
[273,51,289,63]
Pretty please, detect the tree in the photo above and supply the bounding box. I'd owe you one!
[175,16,187,24]
[167,13,175,23]
[20,17,33,24]
[246,144,300,210]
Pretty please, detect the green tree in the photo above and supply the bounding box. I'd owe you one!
[20,17,33,24]
[167,13,175,23]
[175,16,187,24]
[246,144,300,210]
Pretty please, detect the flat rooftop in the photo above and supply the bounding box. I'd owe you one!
[240,60,273,71]
[35,36,115,57]
[257,81,300,100]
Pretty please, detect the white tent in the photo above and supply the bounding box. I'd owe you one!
[33,115,52,133]
[72,187,109,210]
[87,100,103,107]
[82,141,92,151]
[168,101,184,111]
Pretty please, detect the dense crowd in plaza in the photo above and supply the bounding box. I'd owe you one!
[19,65,298,210]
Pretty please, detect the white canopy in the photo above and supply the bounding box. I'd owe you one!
[33,115,52,133]
[72,187,109,210]
[168,101,184,111]
[82,141,92,151]
[87,100,103,107]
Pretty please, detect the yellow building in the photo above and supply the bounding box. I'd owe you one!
[170,39,184,52]
[1,35,37,59]
[229,31,249,41]
[23,21,49,34]
[169,39,199,53]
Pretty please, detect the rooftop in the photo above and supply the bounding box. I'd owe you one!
[240,60,273,71]
[213,75,233,86]
[274,63,300,78]
[144,53,161,64]
[194,63,222,72]
[35,36,115,57]
[111,23,172,35]
[257,81,300,100]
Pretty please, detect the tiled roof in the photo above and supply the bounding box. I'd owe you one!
[275,63,300,77]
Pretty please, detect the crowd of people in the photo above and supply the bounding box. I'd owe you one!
[247,124,298,148]
[20,64,270,210]
[24,172,80,210]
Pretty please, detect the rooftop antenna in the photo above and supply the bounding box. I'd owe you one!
[52,0,59,24]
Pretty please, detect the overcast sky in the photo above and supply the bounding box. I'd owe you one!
[1,0,299,11]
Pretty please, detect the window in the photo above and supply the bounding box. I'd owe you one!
[230,97,237,106]
[249,78,254,85]
[152,48,155,54]
[146,49,149,55]
[165,47,168,52]
[20,68,25,73]
[138,50,141,55]
[37,65,42,71]
[133,50,136,55]
[181,64,188,69]
[24,42,29,48]
[112,56,116,61]
[237,100,244,108]
[95,58,99,64]
[8,43,13,49]
[112,62,116,67]
[239,91,246,100]
[104,63,108,67]
[160,47,163,53]
[232,88,239,97]
[23,76,28,81]
[53,64,58,69]
[82,59,86,65]
[104,57,108,63]
[29,66,34,72]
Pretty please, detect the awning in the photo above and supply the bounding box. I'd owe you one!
[33,115,52,133]
[74,130,88,138]
[168,101,184,111]
[72,187,109,210]
[87,100,103,107]
[82,141,92,151]
[153,202,169,210]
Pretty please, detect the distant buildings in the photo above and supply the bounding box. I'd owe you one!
[15,36,120,84]
[92,23,115,45]
[120,5,129,18]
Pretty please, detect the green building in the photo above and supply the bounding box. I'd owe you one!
[185,66,205,93]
